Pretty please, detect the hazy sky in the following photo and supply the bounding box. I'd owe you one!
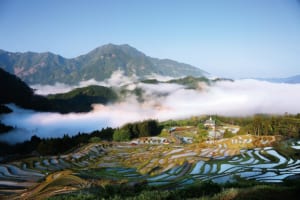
[0,0,300,78]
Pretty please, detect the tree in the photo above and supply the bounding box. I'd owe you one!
[37,141,51,155]
[223,129,234,138]
[113,129,131,141]
[30,135,42,149]
[122,123,136,138]
[138,120,160,137]
[89,137,101,143]
[253,115,263,136]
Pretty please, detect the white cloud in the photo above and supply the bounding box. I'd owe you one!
[1,79,300,143]
[144,73,176,82]
[31,70,137,95]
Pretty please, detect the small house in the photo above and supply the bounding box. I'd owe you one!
[204,116,215,128]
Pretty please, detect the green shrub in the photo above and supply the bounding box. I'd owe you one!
[89,137,101,143]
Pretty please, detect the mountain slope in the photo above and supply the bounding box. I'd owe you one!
[283,75,300,83]
[0,50,79,84]
[0,67,35,106]
[256,75,300,84]
[0,44,206,85]
[48,85,118,113]
[0,69,118,113]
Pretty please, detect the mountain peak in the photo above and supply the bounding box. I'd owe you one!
[0,44,205,85]
[93,43,135,50]
[89,43,145,58]
[103,43,131,48]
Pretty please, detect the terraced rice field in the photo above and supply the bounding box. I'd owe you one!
[147,145,300,186]
[1,135,300,199]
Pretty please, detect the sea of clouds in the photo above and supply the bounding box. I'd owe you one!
[1,71,300,143]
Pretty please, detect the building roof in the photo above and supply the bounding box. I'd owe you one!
[204,116,215,126]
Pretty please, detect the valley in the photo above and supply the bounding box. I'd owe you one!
[2,0,300,198]
[1,45,300,200]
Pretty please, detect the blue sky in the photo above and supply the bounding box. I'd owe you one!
[0,0,300,78]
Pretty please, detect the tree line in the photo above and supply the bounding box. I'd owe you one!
[0,120,160,159]
[113,120,161,141]
[0,128,114,158]
[217,114,300,138]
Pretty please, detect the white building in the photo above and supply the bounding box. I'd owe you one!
[204,116,215,129]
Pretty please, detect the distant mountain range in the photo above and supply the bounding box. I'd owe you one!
[0,67,224,114]
[0,44,206,85]
[256,75,300,84]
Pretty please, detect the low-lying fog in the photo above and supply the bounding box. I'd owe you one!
[1,72,300,144]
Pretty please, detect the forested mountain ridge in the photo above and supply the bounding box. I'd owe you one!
[0,68,36,107]
[0,68,118,113]
[48,85,118,113]
[0,44,206,85]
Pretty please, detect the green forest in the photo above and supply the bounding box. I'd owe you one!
[0,68,118,113]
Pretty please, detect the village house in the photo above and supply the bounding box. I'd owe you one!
[131,137,170,145]
[204,116,216,129]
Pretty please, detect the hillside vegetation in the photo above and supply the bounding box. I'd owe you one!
[0,69,119,113]
[142,76,233,89]
[47,85,118,113]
